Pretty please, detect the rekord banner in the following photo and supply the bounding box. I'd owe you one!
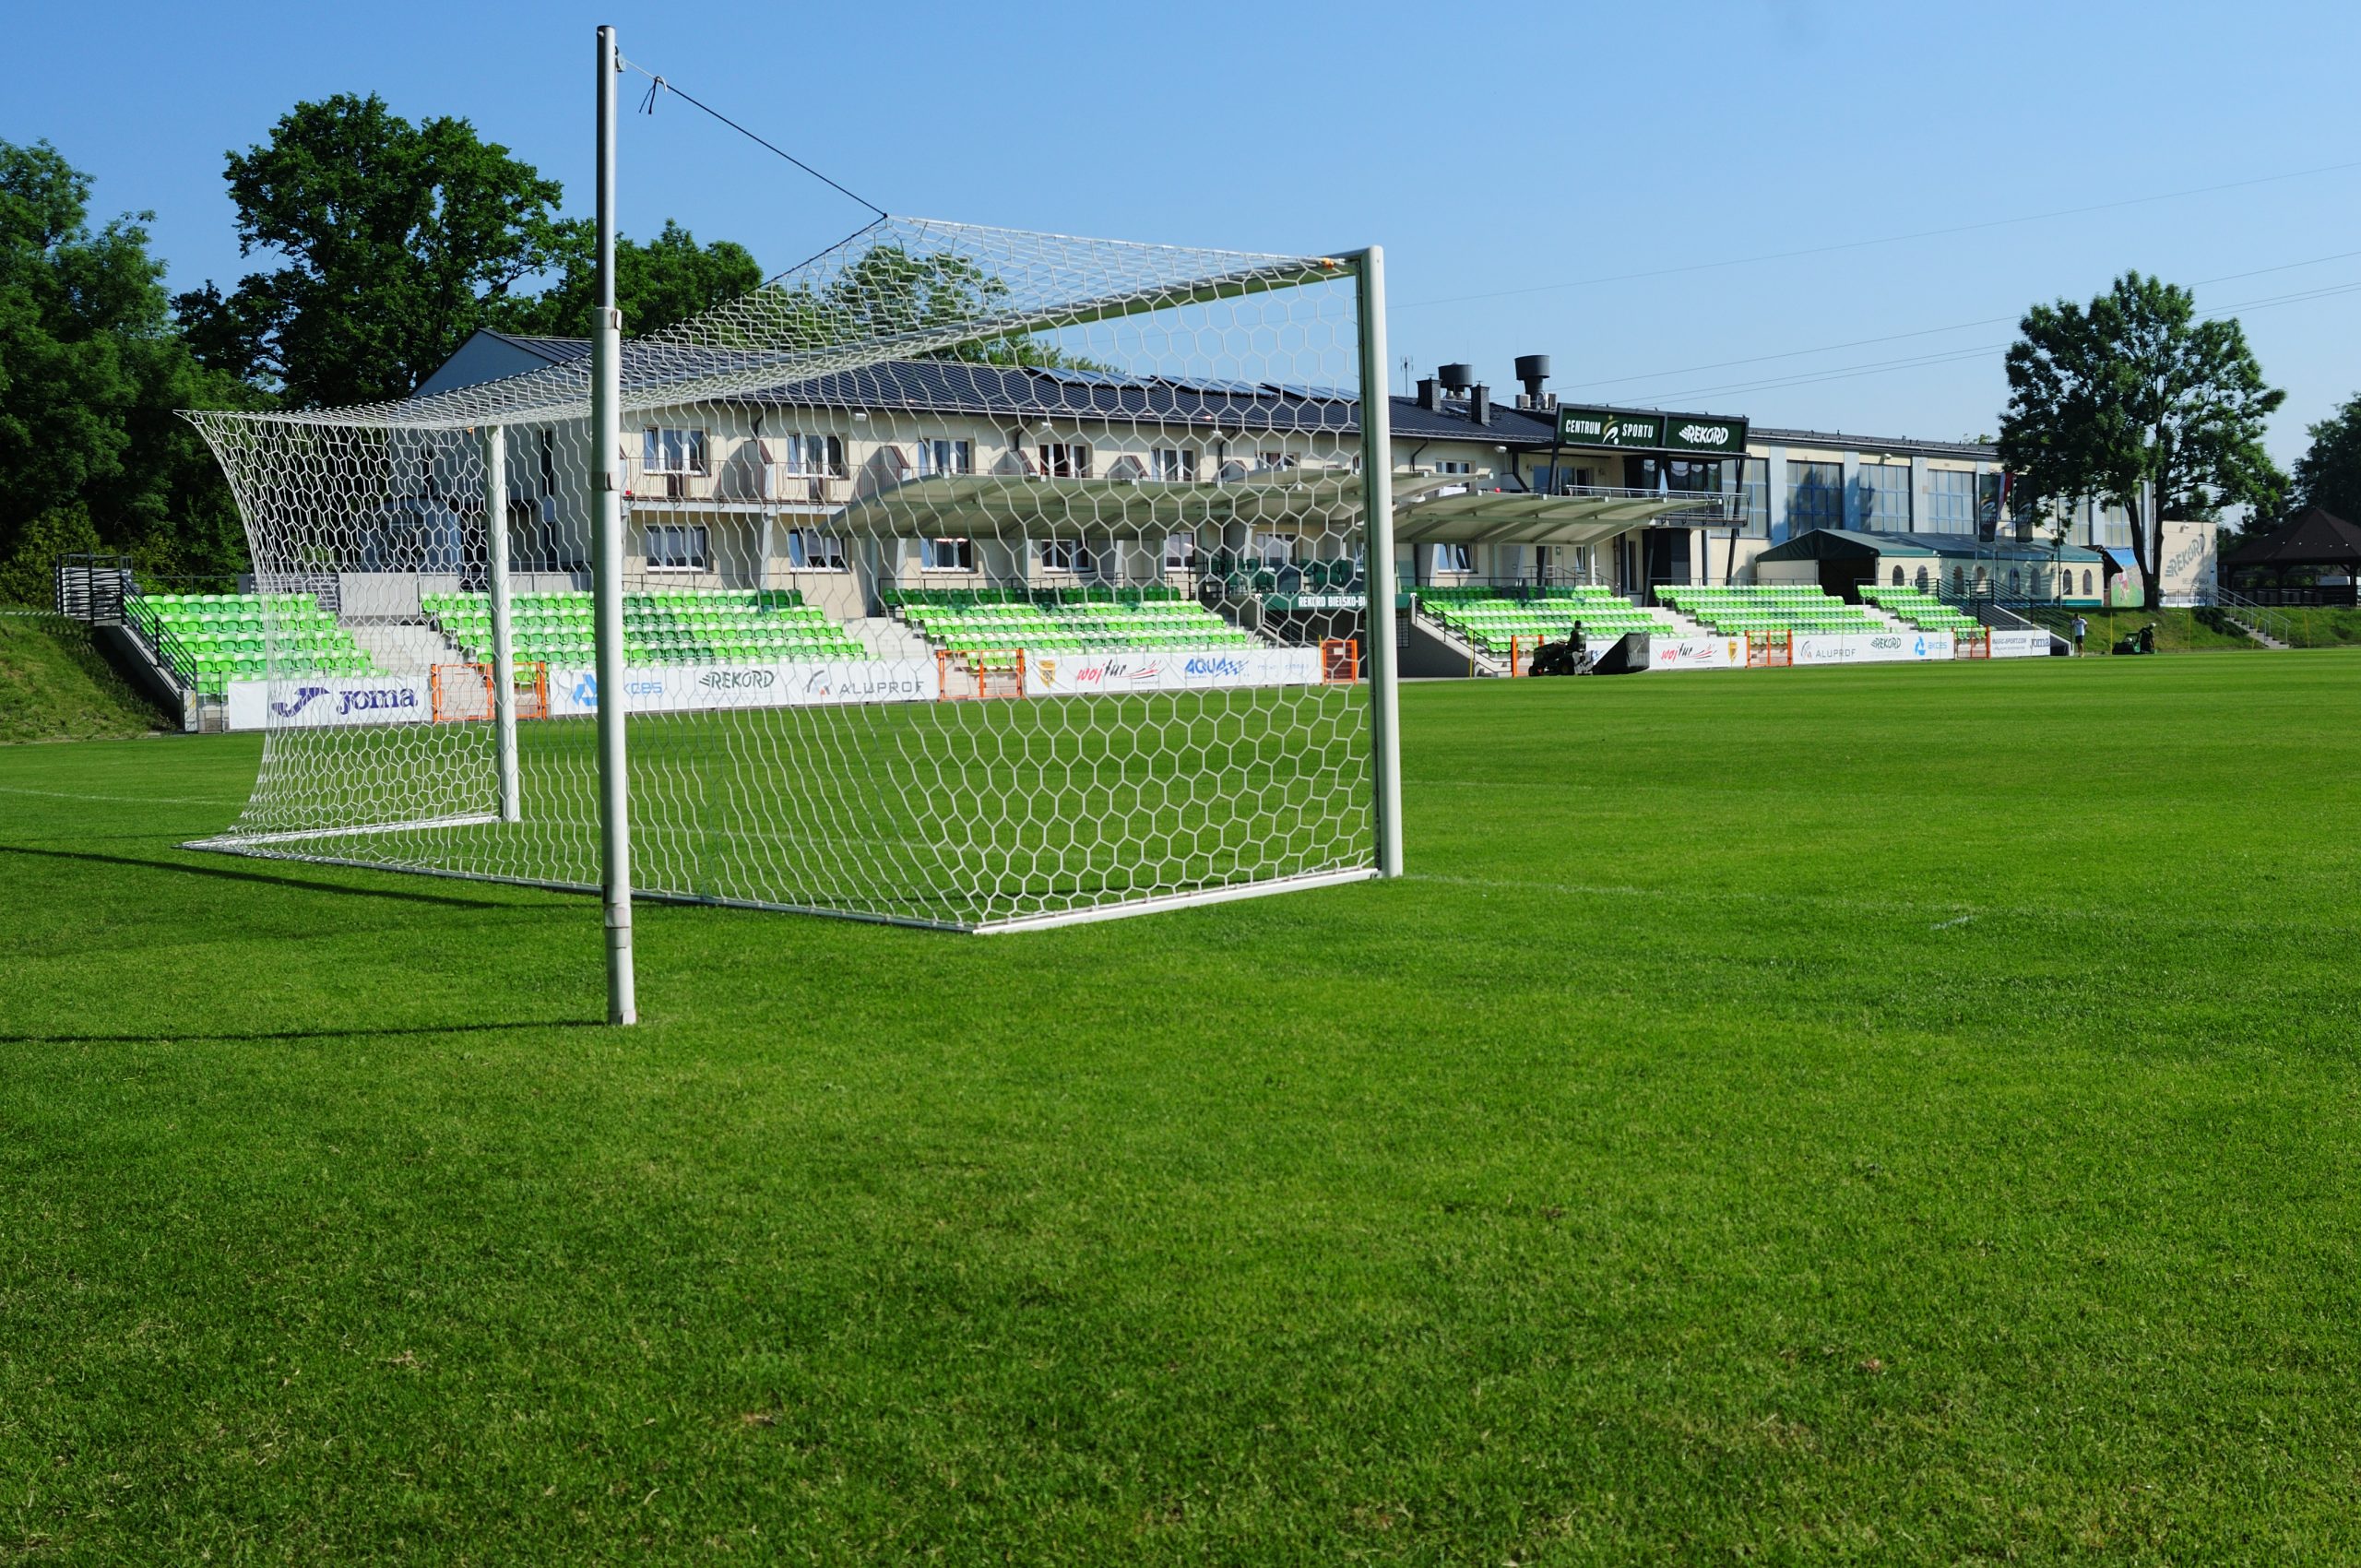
[1025,647,1323,695]
[225,675,433,731]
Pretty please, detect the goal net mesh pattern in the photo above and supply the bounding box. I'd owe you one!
[184,220,1382,931]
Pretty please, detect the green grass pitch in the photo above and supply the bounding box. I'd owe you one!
[4,653,2359,1562]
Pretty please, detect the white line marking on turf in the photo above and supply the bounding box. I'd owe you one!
[1408,872,2017,926]
[1930,913,1976,930]
[0,785,222,807]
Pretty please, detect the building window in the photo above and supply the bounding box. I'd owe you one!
[646,524,708,571]
[1163,533,1196,571]
[1151,447,1198,481]
[1434,459,1474,476]
[1038,443,1090,478]
[1786,461,1843,532]
[1892,565,1905,587]
[922,538,973,572]
[2082,568,2094,595]
[643,428,706,475]
[1251,532,1294,566]
[1738,457,1770,539]
[1856,460,1911,532]
[786,529,846,571]
[1038,540,1094,573]
[1952,565,1966,592]
[1927,469,1976,535]
[1915,566,1930,591]
[1258,450,1299,471]
[1430,543,1473,575]
[782,434,846,478]
[2094,502,2134,550]
[916,438,972,478]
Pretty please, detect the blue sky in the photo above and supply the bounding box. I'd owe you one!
[13,0,2361,459]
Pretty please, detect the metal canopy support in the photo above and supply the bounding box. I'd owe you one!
[591,24,636,1026]
[482,423,520,822]
[1354,247,1403,879]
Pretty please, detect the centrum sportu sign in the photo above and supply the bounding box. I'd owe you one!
[1556,405,1748,457]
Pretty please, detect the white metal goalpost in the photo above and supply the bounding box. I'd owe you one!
[182,26,1401,1024]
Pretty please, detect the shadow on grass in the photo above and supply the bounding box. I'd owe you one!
[0,842,530,910]
[0,1019,610,1045]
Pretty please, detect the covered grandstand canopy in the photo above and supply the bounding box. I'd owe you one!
[836,469,1737,542]
[1754,528,2106,567]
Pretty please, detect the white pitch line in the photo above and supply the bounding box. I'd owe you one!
[0,784,224,807]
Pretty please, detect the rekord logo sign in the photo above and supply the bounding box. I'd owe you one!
[698,668,777,691]
[1870,635,1902,651]
[270,685,330,717]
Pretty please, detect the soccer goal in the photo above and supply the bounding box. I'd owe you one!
[182,211,1403,937]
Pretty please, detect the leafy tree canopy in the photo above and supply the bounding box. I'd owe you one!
[0,139,254,599]
[490,218,763,339]
[2287,392,2361,523]
[175,94,572,406]
[1998,271,2283,607]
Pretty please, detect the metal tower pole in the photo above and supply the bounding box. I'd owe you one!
[591,24,636,1025]
[1354,246,1404,878]
[482,423,520,822]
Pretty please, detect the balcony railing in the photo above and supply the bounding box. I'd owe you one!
[623,463,848,506]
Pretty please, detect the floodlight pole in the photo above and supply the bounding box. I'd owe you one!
[1354,245,1404,878]
[482,422,520,822]
[592,23,637,1025]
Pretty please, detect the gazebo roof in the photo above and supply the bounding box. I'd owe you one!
[2222,506,2361,568]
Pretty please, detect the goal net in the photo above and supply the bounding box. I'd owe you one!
[183,219,1394,931]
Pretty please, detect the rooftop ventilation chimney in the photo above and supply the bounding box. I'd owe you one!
[1467,384,1491,427]
[1415,375,1440,411]
[1513,353,1554,411]
[1438,362,1475,394]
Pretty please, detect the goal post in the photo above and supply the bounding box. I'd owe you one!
[180,212,1401,952]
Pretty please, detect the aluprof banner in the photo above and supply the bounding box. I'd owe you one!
[225,675,433,730]
[1792,630,1957,665]
[1638,635,1748,671]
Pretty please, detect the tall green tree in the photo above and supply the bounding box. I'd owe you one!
[2286,392,2361,523]
[175,94,572,406]
[0,139,253,601]
[1999,271,2284,609]
[490,219,763,339]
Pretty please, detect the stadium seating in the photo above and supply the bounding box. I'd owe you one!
[1858,585,1983,634]
[1656,585,1889,636]
[422,588,868,666]
[1417,585,1679,654]
[126,592,379,695]
[899,598,1258,656]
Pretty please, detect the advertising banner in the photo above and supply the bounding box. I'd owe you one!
[1791,630,1957,665]
[1987,629,2055,658]
[544,660,932,718]
[1026,647,1323,696]
[225,675,433,731]
[1637,635,1748,671]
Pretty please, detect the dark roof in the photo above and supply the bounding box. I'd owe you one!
[1758,527,2103,564]
[2222,505,2361,567]
[416,329,1608,448]
[1750,427,1999,460]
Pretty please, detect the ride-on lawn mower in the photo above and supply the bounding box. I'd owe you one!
[2112,623,2158,656]
[1527,623,1595,676]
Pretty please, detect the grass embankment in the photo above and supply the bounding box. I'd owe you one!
[2070,605,2261,653]
[0,612,172,742]
[3,655,2360,1562]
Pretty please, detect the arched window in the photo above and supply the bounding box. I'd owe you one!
[1916,566,1930,591]
[1975,567,1988,592]
[1892,565,1905,586]
[2008,567,2022,594]
[1952,566,1966,592]
[2082,569,2094,595]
